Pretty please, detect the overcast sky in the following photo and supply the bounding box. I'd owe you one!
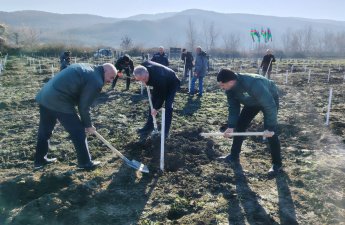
[1,0,344,21]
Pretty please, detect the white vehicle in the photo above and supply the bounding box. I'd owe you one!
[94,49,113,58]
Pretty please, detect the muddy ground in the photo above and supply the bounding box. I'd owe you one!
[0,56,344,225]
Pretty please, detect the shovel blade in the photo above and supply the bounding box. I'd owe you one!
[125,159,149,173]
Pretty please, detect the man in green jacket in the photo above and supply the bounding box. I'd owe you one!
[34,63,117,170]
[217,69,282,175]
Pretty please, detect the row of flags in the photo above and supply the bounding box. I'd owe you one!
[250,28,272,43]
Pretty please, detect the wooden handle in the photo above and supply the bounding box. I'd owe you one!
[146,86,158,129]
[200,131,275,137]
[94,131,128,161]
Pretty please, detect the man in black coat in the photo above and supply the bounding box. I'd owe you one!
[133,61,180,137]
[181,48,194,79]
[151,46,169,67]
[60,50,71,71]
[260,49,276,79]
[111,54,134,91]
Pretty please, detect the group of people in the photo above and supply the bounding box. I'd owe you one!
[37,48,282,176]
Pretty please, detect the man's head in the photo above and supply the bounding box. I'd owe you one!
[182,48,186,53]
[217,69,238,90]
[196,46,202,54]
[123,54,130,65]
[102,63,117,83]
[133,65,149,83]
[266,49,272,55]
[159,46,164,55]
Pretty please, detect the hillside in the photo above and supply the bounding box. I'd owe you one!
[1,9,345,47]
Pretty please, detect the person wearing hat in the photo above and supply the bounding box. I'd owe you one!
[216,68,282,176]
[260,49,276,79]
[34,63,117,170]
[111,54,134,91]
[60,50,71,71]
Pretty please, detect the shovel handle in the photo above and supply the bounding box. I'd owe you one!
[200,131,275,137]
[146,86,158,130]
[93,131,128,162]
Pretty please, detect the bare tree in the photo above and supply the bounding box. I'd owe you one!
[208,21,219,53]
[223,33,241,52]
[186,18,197,51]
[202,21,219,53]
[120,35,133,51]
[303,26,314,54]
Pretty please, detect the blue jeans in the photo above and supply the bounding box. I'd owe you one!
[190,75,204,95]
[35,105,92,166]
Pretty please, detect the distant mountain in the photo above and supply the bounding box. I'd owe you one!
[0,10,119,31]
[126,12,177,21]
[1,9,345,48]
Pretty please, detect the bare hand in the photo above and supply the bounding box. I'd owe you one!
[194,72,198,77]
[117,72,123,77]
[224,128,234,138]
[263,130,274,138]
[151,109,158,117]
[85,126,96,134]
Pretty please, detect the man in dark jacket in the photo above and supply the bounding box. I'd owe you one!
[60,50,71,71]
[151,46,169,67]
[217,69,282,175]
[111,54,134,91]
[181,48,194,79]
[34,63,117,170]
[134,61,180,137]
[260,49,276,79]
[191,46,208,97]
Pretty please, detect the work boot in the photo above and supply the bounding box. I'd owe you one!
[34,157,57,169]
[78,160,101,170]
[268,164,283,176]
[218,154,240,165]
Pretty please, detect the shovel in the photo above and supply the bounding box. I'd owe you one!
[146,86,159,135]
[200,131,275,138]
[94,131,149,173]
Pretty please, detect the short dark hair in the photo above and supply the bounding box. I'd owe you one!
[217,69,238,83]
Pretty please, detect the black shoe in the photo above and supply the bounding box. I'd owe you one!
[268,164,283,176]
[218,154,240,164]
[78,161,101,170]
[137,125,153,135]
[197,94,203,97]
[34,157,57,169]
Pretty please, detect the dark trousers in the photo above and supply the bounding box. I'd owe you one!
[35,105,92,166]
[262,68,272,79]
[184,66,193,78]
[111,69,131,89]
[231,106,282,166]
[144,87,178,136]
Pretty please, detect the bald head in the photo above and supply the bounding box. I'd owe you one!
[102,63,117,83]
[159,46,164,54]
[133,65,149,83]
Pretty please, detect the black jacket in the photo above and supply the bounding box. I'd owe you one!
[115,55,134,73]
[151,52,169,67]
[261,54,276,71]
[181,51,194,68]
[142,61,180,109]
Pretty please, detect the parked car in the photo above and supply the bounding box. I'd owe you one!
[94,49,113,58]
